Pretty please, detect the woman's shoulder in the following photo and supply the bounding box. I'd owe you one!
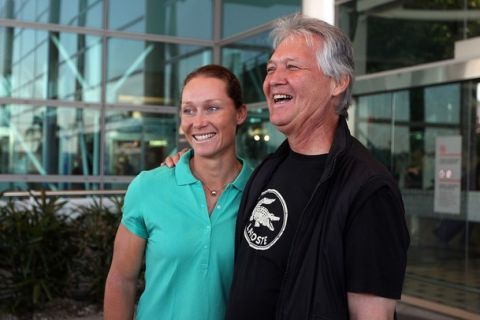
[129,165,175,190]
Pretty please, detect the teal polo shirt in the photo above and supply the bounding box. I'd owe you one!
[121,150,252,320]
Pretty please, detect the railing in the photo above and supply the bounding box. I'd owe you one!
[2,189,126,197]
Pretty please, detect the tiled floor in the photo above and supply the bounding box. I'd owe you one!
[403,245,480,318]
[397,302,460,320]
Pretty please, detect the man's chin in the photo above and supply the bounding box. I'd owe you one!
[270,120,290,135]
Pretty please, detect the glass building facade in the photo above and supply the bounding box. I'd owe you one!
[339,0,480,317]
[0,0,298,191]
[1,0,479,317]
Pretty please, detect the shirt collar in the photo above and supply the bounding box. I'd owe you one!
[175,149,197,186]
[231,157,251,192]
[175,149,251,191]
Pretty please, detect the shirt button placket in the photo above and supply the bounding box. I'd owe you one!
[201,224,211,272]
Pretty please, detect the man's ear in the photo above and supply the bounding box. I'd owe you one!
[332,75,350,97]
[236,104,248,125]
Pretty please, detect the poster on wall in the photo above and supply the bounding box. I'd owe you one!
[434,136,462,214]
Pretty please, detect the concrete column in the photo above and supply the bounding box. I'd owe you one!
[302,0,334,25]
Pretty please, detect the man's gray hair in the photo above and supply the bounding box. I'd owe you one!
[270,14,355,117]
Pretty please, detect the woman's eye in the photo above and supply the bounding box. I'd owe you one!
[182,108,194,115]
[207,106,219,112]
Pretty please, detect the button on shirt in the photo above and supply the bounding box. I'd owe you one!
[121,150,252,320]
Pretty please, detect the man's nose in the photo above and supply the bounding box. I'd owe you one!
[267,68,287,85]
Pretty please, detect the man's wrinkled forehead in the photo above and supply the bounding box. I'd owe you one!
[274,32,322,50]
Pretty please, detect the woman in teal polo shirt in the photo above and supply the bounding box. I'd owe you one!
[104,65,252,320]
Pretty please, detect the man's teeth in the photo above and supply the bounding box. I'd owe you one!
[194,133,216,141]
[273,94,293,103]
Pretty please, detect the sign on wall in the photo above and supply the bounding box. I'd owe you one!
[434,136,462,214]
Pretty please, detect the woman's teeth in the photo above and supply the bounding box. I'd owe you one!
[194,133,216,141]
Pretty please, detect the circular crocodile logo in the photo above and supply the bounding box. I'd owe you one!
[244,189,288,250]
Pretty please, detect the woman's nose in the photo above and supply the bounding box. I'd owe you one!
[192,113,207,128]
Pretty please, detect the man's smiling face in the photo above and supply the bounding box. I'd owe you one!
[263,34,338,137]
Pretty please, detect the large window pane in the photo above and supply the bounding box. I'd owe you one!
[354,80,480,314]
[222,0,300,38]
[0,0,102,28]
[222,31,271,104]
[109,0,212,40]
[104,110,177,176]
[0,27,102,102]
[338,1,480,75]
[356,92,394,170]
[107,38,211,106]
[0,104,100,176]
[425,84,460,124]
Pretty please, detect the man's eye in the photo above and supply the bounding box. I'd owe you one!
[266,66,275,73]
[287,64,299,70]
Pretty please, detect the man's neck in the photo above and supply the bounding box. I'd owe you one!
[287,119,338,155]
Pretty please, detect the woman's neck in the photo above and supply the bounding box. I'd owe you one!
[189,152,241,189]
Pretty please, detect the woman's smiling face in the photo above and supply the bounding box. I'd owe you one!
[180,76,246,159]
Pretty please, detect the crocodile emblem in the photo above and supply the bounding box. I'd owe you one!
[250,197,280,231]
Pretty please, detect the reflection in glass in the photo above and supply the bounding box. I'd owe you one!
[222,31,271,104]
[107,38,211,106]
[237,106,283,168]
[354,81,480,314]
[0,104,100,177]
[0,27,102,102]
[337,1,480,75]
[222,0,300,38]
[356,85,462,190]
[0,0,102,28]
[356,92,394,171]
[109,0,212,40]
[425,84,460,124]
[104,111,177,176]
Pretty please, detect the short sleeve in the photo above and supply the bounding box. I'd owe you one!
[121,172,148,239]
[344,184,410,299]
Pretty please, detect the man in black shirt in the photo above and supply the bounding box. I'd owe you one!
[225,14,409,320]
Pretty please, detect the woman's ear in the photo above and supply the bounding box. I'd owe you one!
[236,104,248,125]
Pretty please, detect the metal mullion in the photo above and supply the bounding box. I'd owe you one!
[0,97,103,109]
[104,104,178,114]
[104,29,214,47]
[354,58,480,95]
[335,0,353,4]
[0,18,214,47]
[216,21,274,47]
[0,97,179,114]
[212,0,222,64]
[0,18,104,36]
[0,174,134,188]
[0,174,105,183]
[2,189,126,197]
[99,0,109,189]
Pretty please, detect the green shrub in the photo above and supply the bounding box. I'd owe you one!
[71,197,122,303]
[0,193,124,315]
[0,192,78,314]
